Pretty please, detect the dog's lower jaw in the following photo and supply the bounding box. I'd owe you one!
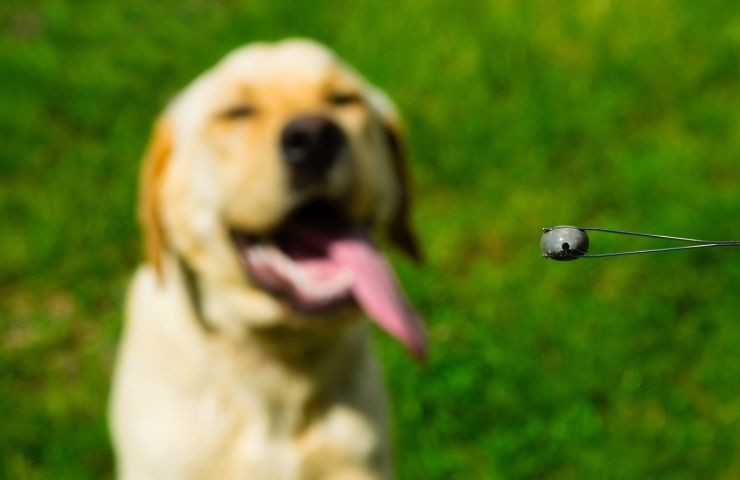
[173,250,365,349]
[110,259,392,480]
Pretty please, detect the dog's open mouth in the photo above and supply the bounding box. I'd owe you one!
[231,200,426,359]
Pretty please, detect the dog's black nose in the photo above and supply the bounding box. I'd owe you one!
[280,115,346,181]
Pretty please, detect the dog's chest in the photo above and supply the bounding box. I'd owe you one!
[196,375,384,479]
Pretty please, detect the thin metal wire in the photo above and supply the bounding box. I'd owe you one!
[542,226,740,258]
[582,243,740,257]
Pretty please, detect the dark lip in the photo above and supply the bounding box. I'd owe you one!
[280,198,353,233]
[285,295,357,317]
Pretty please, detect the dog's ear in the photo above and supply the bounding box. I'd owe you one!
[368,89,423,263]
[138,116,172,279]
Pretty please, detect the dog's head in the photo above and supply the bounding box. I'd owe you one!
[139,39,425,358]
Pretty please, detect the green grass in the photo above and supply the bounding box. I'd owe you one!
[2,0,739,478]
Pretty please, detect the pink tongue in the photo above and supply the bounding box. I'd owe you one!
[328,235,427,361]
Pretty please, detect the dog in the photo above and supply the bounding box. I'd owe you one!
[109,39,426,480]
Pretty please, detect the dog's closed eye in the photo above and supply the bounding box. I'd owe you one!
[219,104,256,120]
[327,91,362,107]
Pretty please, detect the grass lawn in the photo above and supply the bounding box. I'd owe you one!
[1,0,739,478]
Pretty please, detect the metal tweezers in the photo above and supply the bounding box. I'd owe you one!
[542,226,740,259]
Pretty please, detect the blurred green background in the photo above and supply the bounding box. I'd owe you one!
[1,0,739,478]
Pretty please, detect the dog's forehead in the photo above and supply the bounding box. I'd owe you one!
[221,40,343,83]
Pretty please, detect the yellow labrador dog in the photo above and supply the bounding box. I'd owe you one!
[109,39,426,480]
